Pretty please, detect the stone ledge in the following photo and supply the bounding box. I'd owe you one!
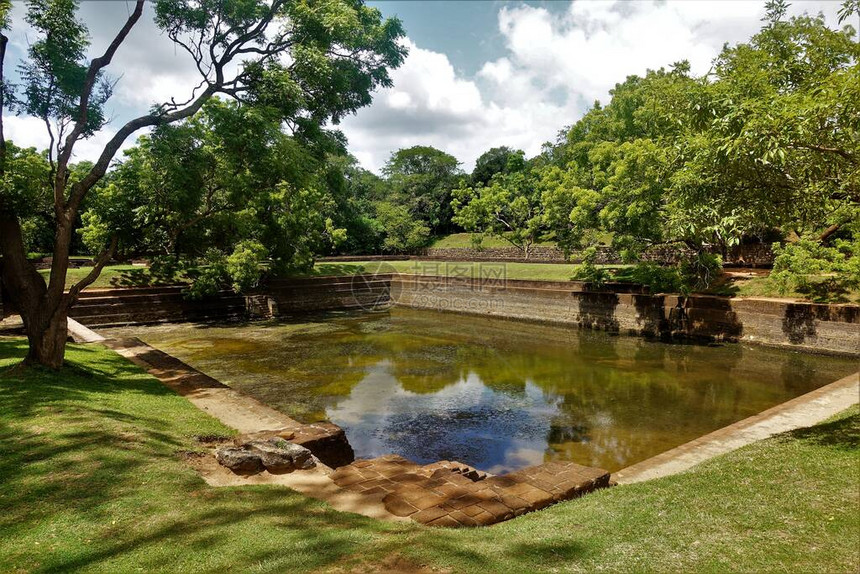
[103,337,354,468]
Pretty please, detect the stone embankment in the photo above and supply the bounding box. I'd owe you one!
[53,273,859,355]
[390,276,860,356]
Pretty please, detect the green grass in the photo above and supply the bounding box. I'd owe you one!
[38,265,185,290]
[429,233,557,249]
[1,339,857,573]
[712,275,860,304]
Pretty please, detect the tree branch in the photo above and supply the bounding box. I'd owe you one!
[56,0,145,172]
[67,84,218,215]
[66,235,118,301]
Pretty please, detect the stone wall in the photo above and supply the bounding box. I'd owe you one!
[68,274,393,327]
[260,274,392,316]
[389,275,859,356]
[69,286,247,327]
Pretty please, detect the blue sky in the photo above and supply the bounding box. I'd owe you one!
[367,1,572,76]
[3,1,847,173]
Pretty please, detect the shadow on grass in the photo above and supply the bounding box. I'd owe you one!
[0,338,433,573]
[308,263,367,277]
[783,412,859,452]
[111,267,185,288]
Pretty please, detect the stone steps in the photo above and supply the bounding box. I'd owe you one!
[330,454,610,528]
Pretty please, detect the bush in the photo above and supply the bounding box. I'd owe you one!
[572,246,609,286]
[769,239,860,301]
[226,241,268,292]
[629,252,723,294]
[630,261,683,294]
[183,249,229,300]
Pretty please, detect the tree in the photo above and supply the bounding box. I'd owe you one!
[539,9,858,292]
[374,201,429,253]
[670,11,859,245]
[471,146,525,187]
[0,0,405,368]
[452,163,545,258]
[324,156,388,254]
[383,145,462,235]
[80,99,349,289]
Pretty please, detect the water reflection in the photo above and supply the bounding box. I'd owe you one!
[102,308,857,473]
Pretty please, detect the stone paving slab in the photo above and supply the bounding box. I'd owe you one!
[331,455,610,527]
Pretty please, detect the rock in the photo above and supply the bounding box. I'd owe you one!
[215,446,264,474]
[244,439,315,473]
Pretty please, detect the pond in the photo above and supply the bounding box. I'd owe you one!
[102,308,857,473]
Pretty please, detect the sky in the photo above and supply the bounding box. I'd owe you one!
[2,0,848,173]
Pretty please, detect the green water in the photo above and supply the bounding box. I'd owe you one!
[102,308,857,473]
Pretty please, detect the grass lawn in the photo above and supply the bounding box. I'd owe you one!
[429,233,557,249]
[310,260,626,283]
[1,339,857,573]
[37,265,172,291]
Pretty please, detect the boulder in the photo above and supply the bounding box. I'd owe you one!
[215,446,264,474]
[245,439,315,473]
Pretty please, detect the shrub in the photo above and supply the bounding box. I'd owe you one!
[630,261,683,294]
[769,239,860,301]
[184,249,229,300]
[226,240,268,292]
[572,246,609,286]
[629,252,722,294]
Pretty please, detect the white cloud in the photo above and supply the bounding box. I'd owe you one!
[3,0,845,171]
[341,0,844,173]
[4,116,136,165]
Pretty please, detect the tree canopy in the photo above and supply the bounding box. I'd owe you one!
[0,0,406,367]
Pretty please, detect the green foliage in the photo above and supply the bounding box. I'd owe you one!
[471,146,525,186]
[374,201,430,253]
[627,252,723,295]
[535,10,859,299]
[14,0,111,136]
[226,240,267,292]
[184,249,230,300]
[452,164,545,258]
[147,255,186,285]
[384,146,463,235]
[571,247,609,286]
[629,262,684,294]
[79,99,350,284]
[769,239,860,301]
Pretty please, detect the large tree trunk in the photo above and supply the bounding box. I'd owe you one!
[23,307,68,369]
[0,213,71,369]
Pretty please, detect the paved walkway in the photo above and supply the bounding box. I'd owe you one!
[331,456,609,527]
